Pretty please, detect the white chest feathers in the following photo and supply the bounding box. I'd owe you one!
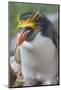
[20,32,58,82]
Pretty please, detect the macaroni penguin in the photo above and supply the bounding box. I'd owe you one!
[14,12,58,86]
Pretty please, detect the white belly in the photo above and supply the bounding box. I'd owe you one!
[20,32,58,81]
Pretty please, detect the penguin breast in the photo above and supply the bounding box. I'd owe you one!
[20,32,57,80]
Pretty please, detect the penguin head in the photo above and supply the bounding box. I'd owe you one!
[16,12,57,46]
[16,12,40,31]
[16,12,42,41]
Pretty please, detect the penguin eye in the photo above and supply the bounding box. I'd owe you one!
[25,27,34,31]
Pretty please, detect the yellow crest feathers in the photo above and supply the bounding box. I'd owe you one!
[16,12,40,32]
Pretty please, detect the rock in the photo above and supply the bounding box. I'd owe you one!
[9,65,17,87]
